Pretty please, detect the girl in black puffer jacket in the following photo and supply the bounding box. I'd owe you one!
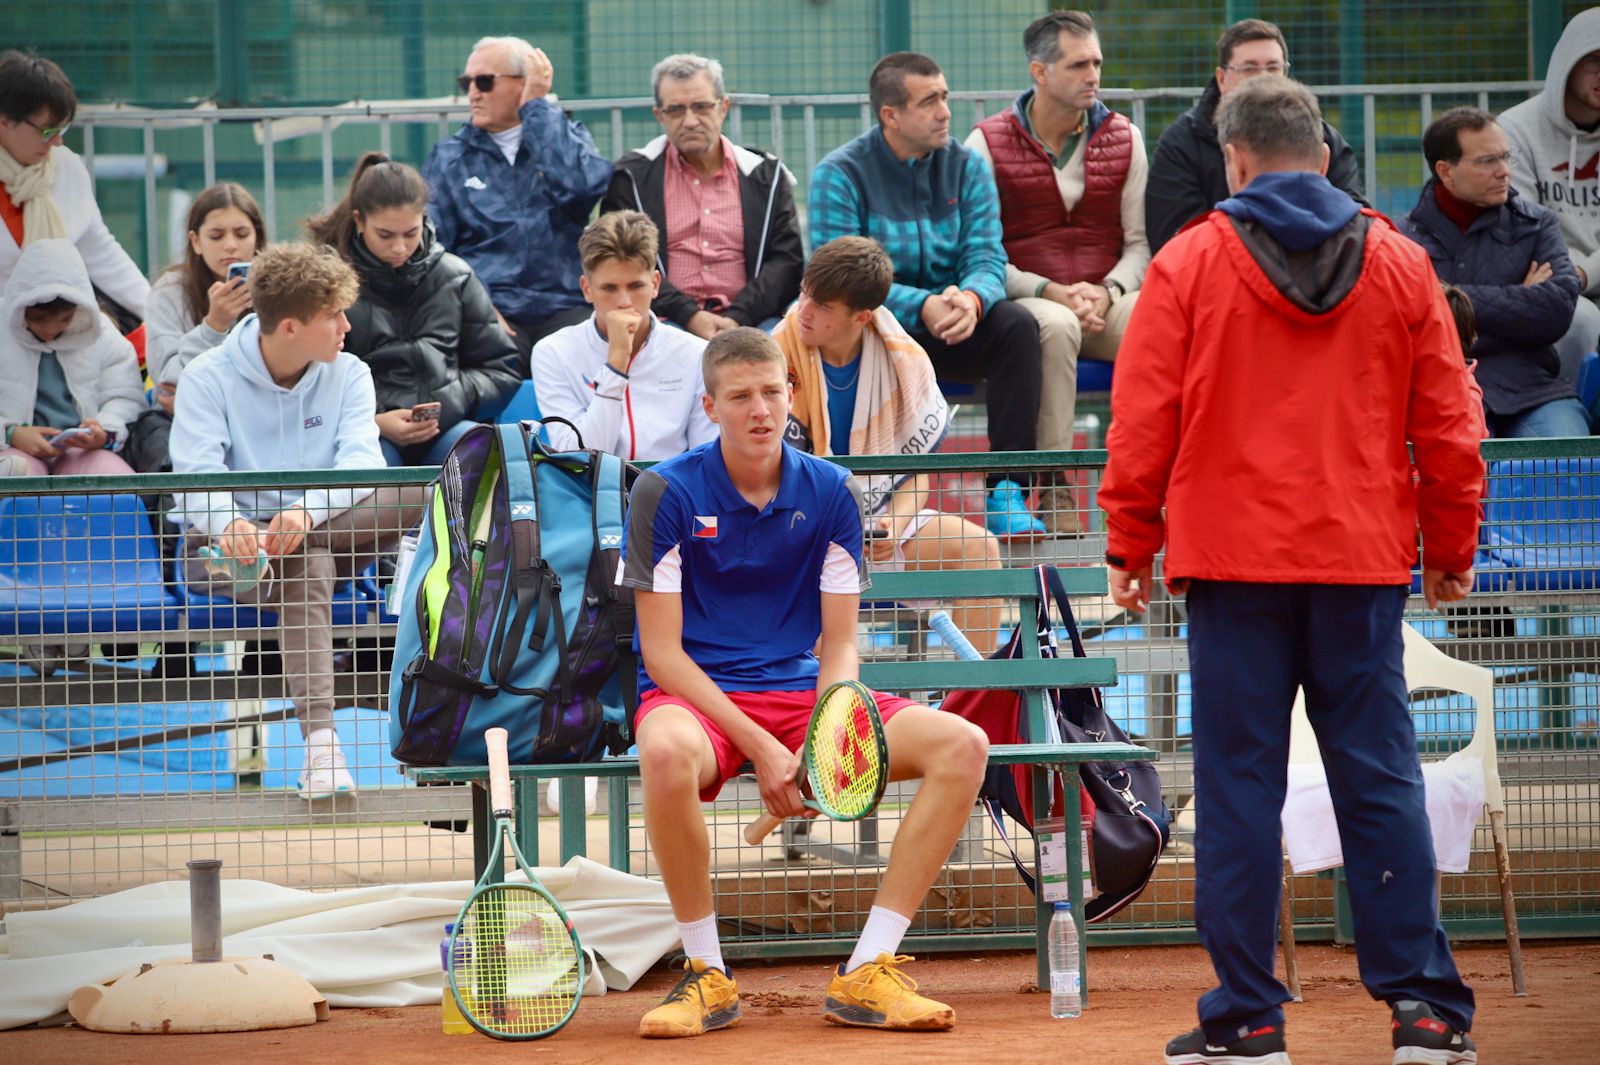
[306,152,519,466]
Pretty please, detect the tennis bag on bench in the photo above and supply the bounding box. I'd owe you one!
[942,564,1170,922]
[388,419,636,767]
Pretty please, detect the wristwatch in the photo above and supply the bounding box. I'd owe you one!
[1104,279,1125,305]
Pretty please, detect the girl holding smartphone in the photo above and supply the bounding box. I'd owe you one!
[305,152,519,467]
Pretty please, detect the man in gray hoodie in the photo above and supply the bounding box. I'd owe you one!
[1500,7,1600,383]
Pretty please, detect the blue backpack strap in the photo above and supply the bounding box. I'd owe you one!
[486,423,559,694]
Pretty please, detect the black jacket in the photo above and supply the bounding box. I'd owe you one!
[601,136,804,327]
[1398,181,1580,417]
[1146,77,1367,253]
[344,225,520,436]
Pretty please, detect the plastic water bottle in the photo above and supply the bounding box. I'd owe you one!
[1048,901,1082,1018]
[440,922,473,1035]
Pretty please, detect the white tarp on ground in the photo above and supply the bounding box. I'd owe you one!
[0,856,677,1030]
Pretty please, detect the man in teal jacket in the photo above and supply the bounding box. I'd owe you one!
[809,52,1048,536]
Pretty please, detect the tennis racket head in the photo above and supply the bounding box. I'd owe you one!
[447,843,584,1039]
[803,679,888,821]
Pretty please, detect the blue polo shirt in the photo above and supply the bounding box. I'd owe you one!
[619,440,867,693]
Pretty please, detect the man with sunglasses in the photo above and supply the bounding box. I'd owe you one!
[0,51,149,318]
[423,35,612,374]
[1499,8,1600,389]
[1145,18,1365,253]
[601,54,802,340]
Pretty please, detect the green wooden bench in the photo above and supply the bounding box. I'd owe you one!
[404,564,1155,995]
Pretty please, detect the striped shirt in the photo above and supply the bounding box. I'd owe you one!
[662,138,747,309]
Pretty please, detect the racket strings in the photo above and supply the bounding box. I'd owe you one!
[451,886,581,1036]
[809,686,884,817]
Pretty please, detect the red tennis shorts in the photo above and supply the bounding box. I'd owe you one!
[634,687,919,801]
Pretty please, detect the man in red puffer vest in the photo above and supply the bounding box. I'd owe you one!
[966,10,1150,536]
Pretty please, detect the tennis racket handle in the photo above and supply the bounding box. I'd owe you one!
[485,727,512,814]
[929,609,983,661]
[744,811,783,845]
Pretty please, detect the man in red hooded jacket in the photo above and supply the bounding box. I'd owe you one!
[1101,77,1485,1065]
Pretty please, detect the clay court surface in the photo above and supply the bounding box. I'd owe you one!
[8,941,1595,1063]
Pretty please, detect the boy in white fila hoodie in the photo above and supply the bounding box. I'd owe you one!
[1500,7,1600,381]
[170,241,426,799]
[0,239,144,477]
[531,210,718,460]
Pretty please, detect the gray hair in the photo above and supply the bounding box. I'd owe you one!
[651,53,726,107]
[1215,75,1324,167]
[1023,11,1097,65]
[470,36,536,75]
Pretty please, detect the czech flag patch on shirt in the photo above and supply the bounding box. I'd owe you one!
[693,515,719,539]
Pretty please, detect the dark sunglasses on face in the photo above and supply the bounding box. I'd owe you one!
[457,73,524,94]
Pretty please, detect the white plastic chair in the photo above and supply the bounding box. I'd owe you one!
[1279,623,1526,997]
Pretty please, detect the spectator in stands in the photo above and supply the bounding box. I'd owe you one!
[1398,108,1590,438]
[601,54,803,337]
[775,236,1004,647]
[1499,8,1600,383]
[1102,76,1483,1065]
[0,238,143,478]
[306,152,519,467]
[965,11,1149,535]
[142,184,266,425]
[1145,19,1365,253]
[811,51,1049,537]
[169,242,427,800]
[0,51,148,319]
[424,36,612,375]
[532,210,717,460]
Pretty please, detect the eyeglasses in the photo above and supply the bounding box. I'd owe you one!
[456,73,524,94]
[22,117,71,141]
[1462,151,1513,170]
[656,101,722,121]
[1222,62,1290,77]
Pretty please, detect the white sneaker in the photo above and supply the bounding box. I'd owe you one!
[299,728,355,799]
[546,776,599,815]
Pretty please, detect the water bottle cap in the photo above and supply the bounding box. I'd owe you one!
[1053,900,1072,911]
[444,922,455,934]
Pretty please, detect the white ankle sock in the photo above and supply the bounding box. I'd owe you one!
[677,914,724,973]
[845,906,911,974]
[304,727,339,749]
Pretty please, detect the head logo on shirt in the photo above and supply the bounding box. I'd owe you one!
[304,415,323,429]
[693,515,719,539]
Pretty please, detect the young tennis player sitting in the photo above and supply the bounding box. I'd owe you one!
[775,235,1004,650]
[620,328,989,1038]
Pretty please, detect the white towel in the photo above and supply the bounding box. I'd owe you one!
[1281,752,1485,875]
[0,856,678,1030]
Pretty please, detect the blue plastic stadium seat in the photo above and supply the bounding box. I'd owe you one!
[1078,359,1115,393]
[496,379,542,424]
[0,494,180,637]
[1481,457,1600,590]
[1578,351,1598,419]
[0,701,235,797]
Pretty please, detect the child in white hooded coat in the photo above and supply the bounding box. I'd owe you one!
[0,238,144,477]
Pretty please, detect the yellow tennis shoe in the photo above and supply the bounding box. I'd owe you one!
[822,953,955,1030]
[639,958,743,1038]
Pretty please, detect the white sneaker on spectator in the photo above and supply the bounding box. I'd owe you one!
[299,728,355,800]
[546,776,599,815]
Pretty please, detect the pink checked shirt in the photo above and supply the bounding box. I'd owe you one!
[662,137,747,310]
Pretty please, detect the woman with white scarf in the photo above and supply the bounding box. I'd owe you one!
[0,52,149,318]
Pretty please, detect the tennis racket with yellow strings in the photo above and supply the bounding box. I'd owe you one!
[743,679,890,844]
[446,727,585,1039]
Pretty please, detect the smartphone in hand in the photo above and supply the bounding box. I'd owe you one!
[410,402,442,423]
[865,525,891,540]
[49,427,93,448]
[227,261,251,283]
